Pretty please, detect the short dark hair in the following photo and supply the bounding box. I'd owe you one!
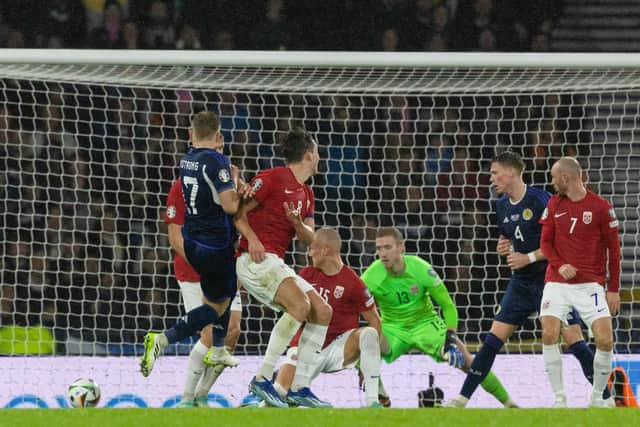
[280,126,316,163]
[191,111,220,141]
[492,151,525,173]
[375,227,404,243]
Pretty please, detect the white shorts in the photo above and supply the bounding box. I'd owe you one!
[236,252,313,312]
[284,329,357,381]
[540,282,610,328]
[178,281,242,313]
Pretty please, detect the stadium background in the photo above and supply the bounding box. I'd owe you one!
[1,0,639,409]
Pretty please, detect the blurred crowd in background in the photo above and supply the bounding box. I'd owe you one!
[0,0,561,52]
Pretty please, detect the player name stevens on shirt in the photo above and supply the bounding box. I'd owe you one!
[539,190,620,290]
[238,166,315,259]
[164,179,199,282]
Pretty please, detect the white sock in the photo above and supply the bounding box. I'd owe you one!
[358,327,381,405]
[195,364,225,398]
[258,313,301,380]
[183,340,208,400]
[274,382,288,399]
[543,344,565,399]
[291,323,328,391]
[592,349,612,402]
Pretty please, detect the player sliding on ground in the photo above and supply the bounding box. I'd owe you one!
[361,227,518,408]
[271,228,383,407]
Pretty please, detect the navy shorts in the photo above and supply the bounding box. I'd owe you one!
[184,239,237,303]
[495,275,581,326]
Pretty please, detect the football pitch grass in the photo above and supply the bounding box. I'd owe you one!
[1,408,638,427]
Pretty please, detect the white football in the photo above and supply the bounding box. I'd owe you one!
[67,378,101,408]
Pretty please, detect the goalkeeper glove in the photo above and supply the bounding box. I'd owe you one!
[441,330,464,369]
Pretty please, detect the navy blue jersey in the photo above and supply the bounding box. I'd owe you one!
[179,147,235,248]
[496,186,550,278]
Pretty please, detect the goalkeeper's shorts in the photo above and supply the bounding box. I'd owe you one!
[381,317,447,364]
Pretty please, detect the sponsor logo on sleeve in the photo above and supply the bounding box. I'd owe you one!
[428,267,438,277]
[167,206,176,219]
[218,169,231,183]
[541,208,548,220]
[608,208,617,219]
[583,211,592,224]
[609,220,619,228]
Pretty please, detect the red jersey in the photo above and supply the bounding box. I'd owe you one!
[238,167,315,259]
[164,179,200,282]
[539,190,620,291]
[291,265,376,349]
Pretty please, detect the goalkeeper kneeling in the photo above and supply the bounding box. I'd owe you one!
[361,227,518,408]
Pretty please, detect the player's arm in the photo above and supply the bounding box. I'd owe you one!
[539,205,568,273]
[429,283,464,368]
[602,205,621,314]
[506,247,545,270]
[168,223,187,260]
[428,284,458,330]
[284,202,314,246]
[218,188,243,215]
[234,198,266,262]
[360,307,381,336]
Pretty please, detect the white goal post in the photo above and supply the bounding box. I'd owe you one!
[0,50,638,408]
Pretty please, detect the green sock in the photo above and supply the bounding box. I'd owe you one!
[480,371,509,403]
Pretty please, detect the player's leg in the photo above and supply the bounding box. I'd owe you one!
[453,336,515,407]
[449,321,515,407]
[285,282,333,407]
[140,294,228,378]
[590,318,614,407]
[177,281,209,407]
[562,312,611,401]
[274,344,329,406]
[343,327,381,406]
[143,244,234,376]
[454,277,529,406]
[195,292,243,406]
[540,282,571,407]
[237,253,305,407]
[572,283,614,407]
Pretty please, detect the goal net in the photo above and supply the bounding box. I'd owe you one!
[0,51,638,408]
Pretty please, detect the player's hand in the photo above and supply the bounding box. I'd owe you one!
[248,238,265,263]
[506,252,529,270]
[606,291,620,316]
[231,164,240,182]
[237,182,255,199]
[441,330,464,369]
[496,235,512,257]
[558,264,577,280]
[283,201,302,225]
[443,346,464,369]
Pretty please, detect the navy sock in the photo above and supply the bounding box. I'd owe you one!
[569,340,611,399]
[460,333,504,399]
[212,306,231,348]
[165,304,219,344]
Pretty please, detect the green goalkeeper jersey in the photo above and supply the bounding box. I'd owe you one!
[361,255,458,330]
